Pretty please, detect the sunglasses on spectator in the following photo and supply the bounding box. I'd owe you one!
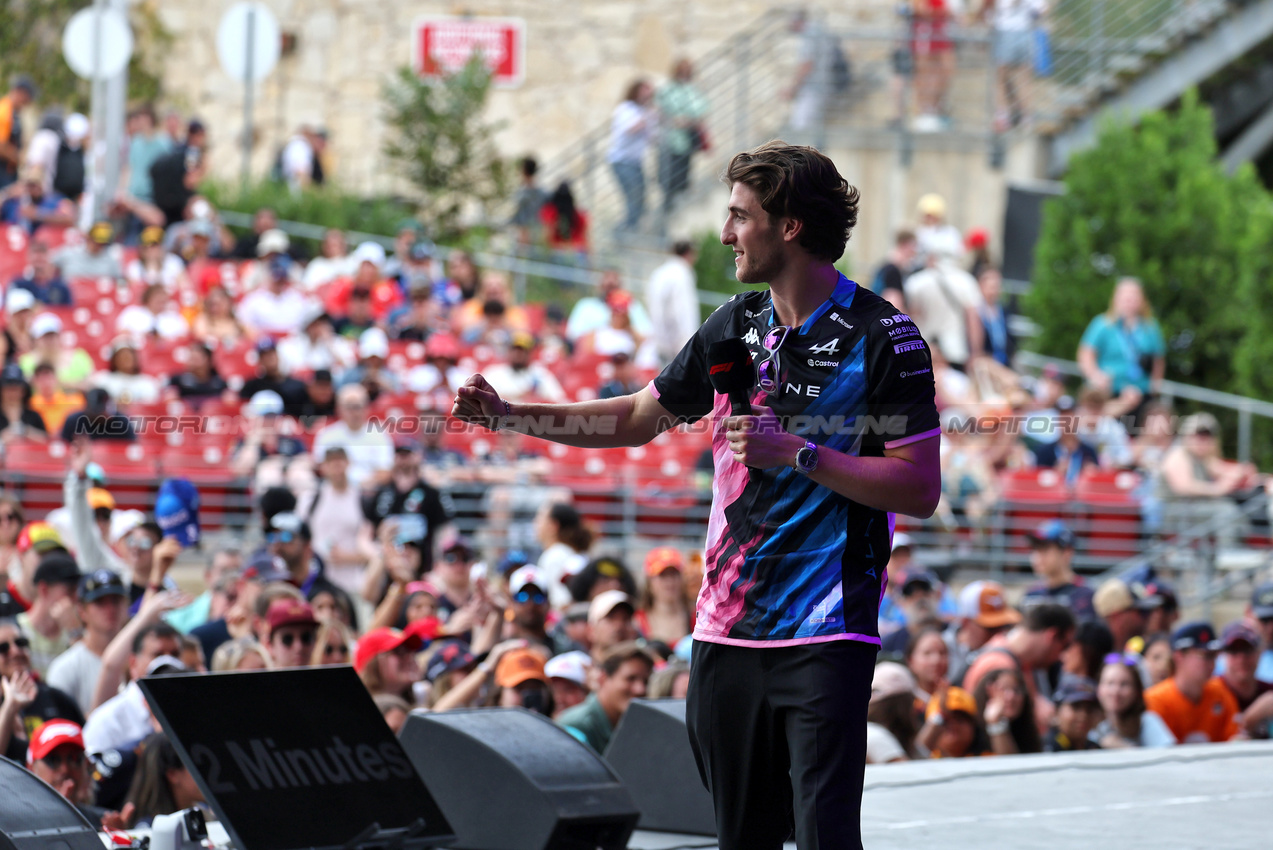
[442,552,471,564]
[276,631,316,648]
[39,751,86,770]
[0,637,31,655]
[1103,652,1140,667]
[757,325,792,396]
[267,531,296,544]
[514,591,547,605]
[324,643,349,658]
[128,534,155,551]
[0,512,20,524]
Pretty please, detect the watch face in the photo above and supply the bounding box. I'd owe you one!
[796,446,817,472]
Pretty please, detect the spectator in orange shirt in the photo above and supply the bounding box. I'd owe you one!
[29,362,83,434]
[1144,621,1240,744]
[323,242,403,323]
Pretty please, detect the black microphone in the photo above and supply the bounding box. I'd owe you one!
[707,338,756,415]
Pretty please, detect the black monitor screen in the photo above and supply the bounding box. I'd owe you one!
[141,667,452,850]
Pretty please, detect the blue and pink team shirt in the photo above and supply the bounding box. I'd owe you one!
[652,275,940,647]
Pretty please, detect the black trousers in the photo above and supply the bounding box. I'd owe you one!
[686,640,877,850]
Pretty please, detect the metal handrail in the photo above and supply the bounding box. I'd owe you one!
[1015,350,1273,463]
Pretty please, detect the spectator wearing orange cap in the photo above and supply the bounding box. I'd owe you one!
[490,646,555,717]
[917,686,991,758]
[355,626,425,702]
[636,547,695,648]
[946,580,1020,686]
[263,598,319,669]
[26,720,98,814]
[484,332,566,403]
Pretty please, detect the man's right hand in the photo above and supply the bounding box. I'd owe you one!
[453,374,505,430]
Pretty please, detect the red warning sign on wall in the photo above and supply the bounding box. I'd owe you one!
[413,16,526,88]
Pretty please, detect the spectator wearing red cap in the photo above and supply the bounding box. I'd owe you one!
[27,720,97,813]
[1091,654,1174,748]
[636,547,694,647]
[544,651,591,717]
[355,626,424,702]
[264,598,319,669]
[1144,622,1240,743]
[947,580,1019,686]
[557,642,653,753]
[1215,621,1273,739]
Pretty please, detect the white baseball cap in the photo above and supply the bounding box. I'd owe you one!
[358,327,389,360]
[64,113,90,143]
[256,229,290,257]
[587,589,634,626]
[5,288,35,315]
[352,241,386,272]
[544,651,591,686]
[30,312,63,338]
[509,565,547,596]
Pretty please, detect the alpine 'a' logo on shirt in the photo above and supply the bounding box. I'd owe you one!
[809,338,840,356]
[743,327,761,345]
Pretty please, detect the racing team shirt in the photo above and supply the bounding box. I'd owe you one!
[652,274,940,646]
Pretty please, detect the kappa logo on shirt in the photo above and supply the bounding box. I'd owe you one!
[743,327,761,346]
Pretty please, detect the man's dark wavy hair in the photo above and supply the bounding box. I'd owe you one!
[724,140,860,262]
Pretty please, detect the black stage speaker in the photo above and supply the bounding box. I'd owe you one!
[1002,181,1064,286]
[0,756,103,850]
[400,708,639,850]
[604,699,715,836]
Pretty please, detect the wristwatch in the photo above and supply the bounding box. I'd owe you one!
[794,440,819,475]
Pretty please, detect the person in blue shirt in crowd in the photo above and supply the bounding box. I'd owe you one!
[1077,277,1165,420]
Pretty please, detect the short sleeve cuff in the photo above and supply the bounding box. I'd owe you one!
[884,426,942,450]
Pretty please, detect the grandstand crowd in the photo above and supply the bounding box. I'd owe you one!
[1,80,1272,832]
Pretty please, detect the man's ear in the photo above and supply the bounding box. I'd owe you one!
[781,216,804,245]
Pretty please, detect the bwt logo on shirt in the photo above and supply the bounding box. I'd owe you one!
[893,341,926,354]
[879,313,914,327]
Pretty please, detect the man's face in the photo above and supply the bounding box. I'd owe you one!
[30,244,53,276]
[40,580,75,609]
[900,587,937,621]
[392,450,420,481]
[589,608,636,652]
[1039,627,1074,669]
[0,626,31,677]
[349,291,373,321]
[270,534,308,571]
[721,182,786,285]
[598,659,650,715]
[1222,644,1258,688]
[208,551,242,587]
[80,595,128,636]
[549,679,588,714]
[339,394,368,429]
[1108,608,1146,640]
[310,380,334,405]
[1175,648,1216,688]
[511,584,548,631]
[131,632,181,681]
[1030,543,1072,580]
[259,349,281,378]
[269,624,317,668]
[127,530,159,573]
[1057,701,1102,742]
[255,209,277,233]
[33,744,89,801]
[509,345,532,369]
[321,454,349,482]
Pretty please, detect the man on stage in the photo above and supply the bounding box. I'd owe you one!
[454,141,940,849]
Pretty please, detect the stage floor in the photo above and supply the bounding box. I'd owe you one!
[629,741,1273,850]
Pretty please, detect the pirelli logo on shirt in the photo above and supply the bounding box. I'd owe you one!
[893,341,926,354]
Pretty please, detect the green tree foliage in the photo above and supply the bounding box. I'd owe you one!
[0,0,170,111]
[381,58,508,241]
[1026,91,1272,394]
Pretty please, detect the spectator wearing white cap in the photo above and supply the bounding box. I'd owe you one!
[325,242,402,327]
[587,589,637,663]
[4,286,36,353]
[914,193,965,262]
[336,327,402,400]
[946,580,1021,686]
[1094,577,1155,655]
[557,642,653,753]
[242,227,302,293]
[545,651,592,717]
[866,662,920,763]
[51,113,90,202]
[505,565,552,651]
